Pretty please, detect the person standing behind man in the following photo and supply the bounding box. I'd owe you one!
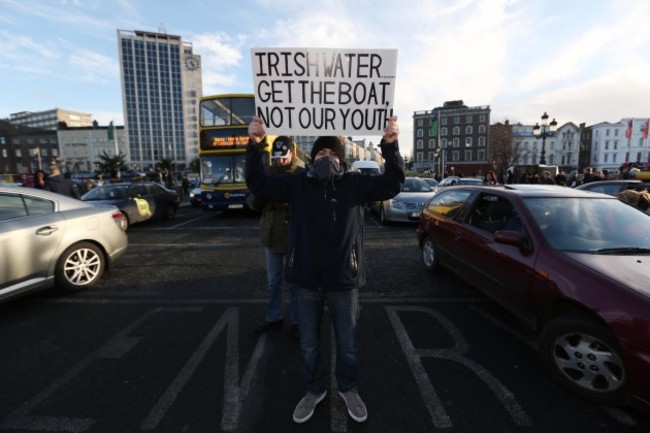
[246,115,405,425]
[44,166,80,199]
[247,136,304,339]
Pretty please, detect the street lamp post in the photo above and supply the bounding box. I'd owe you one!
[533,112,558,165]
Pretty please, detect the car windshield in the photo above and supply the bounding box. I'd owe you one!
[524,197,650,253]
[82,185,130,200]
[402,178,433,192]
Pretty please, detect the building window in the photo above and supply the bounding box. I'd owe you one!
[441,127,448,136]
[465,137,473,146]
[428,139,436,148]
[466,115,473,123]
[452,151,460,161]
[465,125,473,134]
[441,138,448,148]
[479,114,486,122]
[417,129,424,137]
[453,138,460,147]
[417,139,423,149]
[427,151,434,161]
[479,125,486,134]
[16,149,22,157]
[477,149,485,160]
[417,119,423,127]
[417,153,423,162]
[478,136,486,147]
[441,117,448,125]
[464,150,472,160]
[454,116,460,124]
[453,126,460,135]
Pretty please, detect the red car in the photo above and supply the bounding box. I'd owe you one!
[417,184,650,414]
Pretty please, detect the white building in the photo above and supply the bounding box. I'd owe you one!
[590,118,650,172]
[9,109,93,130]
[57,124,127,173]
[511,122,579,170]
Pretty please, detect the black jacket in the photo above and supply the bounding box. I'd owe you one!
[246,139,404,291]
[44,174,80,199]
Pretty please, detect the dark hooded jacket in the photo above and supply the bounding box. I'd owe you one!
[247,158,304,253]
[246,139,404,291]
[44,174,80,199]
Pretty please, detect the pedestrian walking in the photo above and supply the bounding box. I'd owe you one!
[245,115,405,424]
[44,166,80,199]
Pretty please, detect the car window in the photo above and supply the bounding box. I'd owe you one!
[402,178,433,192]
[0,193,28,220]
[524,197,650,251]
[24,195,55,216]
[0,193,53,221]
[469,194,520,233]
[131,185,148,197]
[460,178,484,186]
[424,190,471,218]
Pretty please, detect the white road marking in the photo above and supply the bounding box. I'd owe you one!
[386,306,533,428]
[0,307,198,432]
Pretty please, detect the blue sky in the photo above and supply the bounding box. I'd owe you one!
[1,0,649,153]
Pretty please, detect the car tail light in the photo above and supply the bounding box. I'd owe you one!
[111,211,123,226]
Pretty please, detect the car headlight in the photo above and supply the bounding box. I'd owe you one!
[389,199,404,209]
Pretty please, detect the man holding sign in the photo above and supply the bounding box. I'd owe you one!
[246,114,404,423]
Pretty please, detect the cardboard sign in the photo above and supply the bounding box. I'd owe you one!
[251,48,397,136]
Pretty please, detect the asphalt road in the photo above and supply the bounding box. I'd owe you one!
[0,204,648,433]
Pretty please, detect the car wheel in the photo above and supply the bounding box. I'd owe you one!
[421,235,439,272]
[538,316,628,406]
[379,205,389,224]
[163,204,176,220]
[119,211,130,231]
[55,242,105,292]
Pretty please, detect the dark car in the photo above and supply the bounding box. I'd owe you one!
[189,184,202,208]
[81,182,179,230]
[576,179,650,196]
[416,184,650,414]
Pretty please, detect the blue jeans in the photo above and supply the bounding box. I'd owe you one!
[296,287,359,393]
[264,248,298,324]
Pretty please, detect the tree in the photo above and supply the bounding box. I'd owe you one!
[188,157,200,173]
[95,151,127,179]
[156,157,176,188]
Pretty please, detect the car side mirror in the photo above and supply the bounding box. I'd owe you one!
[494,230,523,246]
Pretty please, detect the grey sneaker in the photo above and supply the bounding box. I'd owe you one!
[338,389,367,422]
[293,390,327,423]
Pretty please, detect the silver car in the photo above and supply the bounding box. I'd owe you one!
[373,177,436,223]
[0,186,128,301]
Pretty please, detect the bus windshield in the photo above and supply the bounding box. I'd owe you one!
[201,154,246,185]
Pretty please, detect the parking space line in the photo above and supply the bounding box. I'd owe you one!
[386,306,533,428]
[0,307,194,433]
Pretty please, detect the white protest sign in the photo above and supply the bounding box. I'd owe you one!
[251,48,397,136]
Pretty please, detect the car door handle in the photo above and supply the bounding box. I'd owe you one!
[36,226,59,236]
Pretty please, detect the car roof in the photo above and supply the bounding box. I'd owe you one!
[441,184,617,199]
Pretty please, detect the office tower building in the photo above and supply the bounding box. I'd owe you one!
[117,29,202,172]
